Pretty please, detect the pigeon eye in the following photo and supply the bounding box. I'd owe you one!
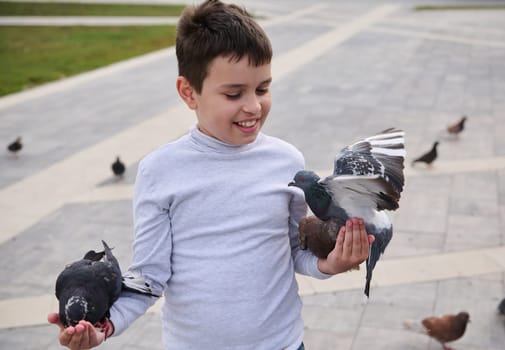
[299,177,305,183]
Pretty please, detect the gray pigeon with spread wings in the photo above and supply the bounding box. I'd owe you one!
[289,128,405,297]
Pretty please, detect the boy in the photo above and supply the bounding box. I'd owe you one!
[49,1,373,349]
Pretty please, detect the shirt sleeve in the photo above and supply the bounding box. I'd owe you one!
[288,188,332,280]
[109,160,173,335]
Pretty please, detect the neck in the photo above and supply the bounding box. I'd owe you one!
[306,184,333,220]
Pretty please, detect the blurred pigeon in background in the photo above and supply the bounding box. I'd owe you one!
[111,156,125,177]
[55,240,158,331]
[412,141,439,167]
[289,128,405,297]
[7,136,22,155]
[404,311,470,350]
[447,116,467,137]
[498,298,505,316]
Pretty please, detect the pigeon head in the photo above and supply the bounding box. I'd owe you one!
[288,170,321,192]
[64,295,89,327]
[457,311,470,324]
[289,170,336,220]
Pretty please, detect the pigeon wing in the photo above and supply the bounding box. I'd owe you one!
[333,128,405,197]
[322,174,401,211]
[122,270,161,297]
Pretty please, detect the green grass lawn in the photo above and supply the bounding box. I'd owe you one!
[415,5,505,11]
[0,25,176,96]
[0,1,185,16]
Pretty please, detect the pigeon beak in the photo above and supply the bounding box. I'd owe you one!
[288,181,295,187]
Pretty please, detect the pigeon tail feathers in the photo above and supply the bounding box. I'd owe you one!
[101,240,120,270]
[364,223,392,297]
[403,319,427,334]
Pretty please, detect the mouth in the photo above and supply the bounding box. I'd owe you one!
[234,119,259,130]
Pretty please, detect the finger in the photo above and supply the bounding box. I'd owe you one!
[343,219,353,258]
[358,218,369,257]
[351,218,362,258]
[335,225,346,257]
[47,313,64,332]
[80,321,92,348]
[59,326,76,346]
[67,323,85,349]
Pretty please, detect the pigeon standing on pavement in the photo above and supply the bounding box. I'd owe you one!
[289,128,406,297]
[55,240,158,330]
[403,311,470,350]
[7,136,22,155]
[412,141,439,167]
[447,116,467,137]
[111,156,126,177]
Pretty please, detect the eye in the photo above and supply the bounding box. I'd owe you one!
[225,93,241,99]
[256,88,269,95]
[299,176,305,183]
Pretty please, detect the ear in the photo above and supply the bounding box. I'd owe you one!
[176,76,197,110]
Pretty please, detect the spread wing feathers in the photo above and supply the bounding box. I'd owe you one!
[333,128,405,197]
[322,175,400,211]
[122,270,160,297]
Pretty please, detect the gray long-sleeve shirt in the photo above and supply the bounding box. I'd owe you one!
[110,127,330,349]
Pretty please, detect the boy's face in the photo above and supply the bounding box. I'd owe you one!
[186,55,272,146]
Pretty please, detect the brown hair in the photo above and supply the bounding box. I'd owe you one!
[176,0,272,93]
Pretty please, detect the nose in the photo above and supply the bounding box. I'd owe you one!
[242,94,261,115]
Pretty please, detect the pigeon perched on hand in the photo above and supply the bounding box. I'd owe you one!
[55,240,158,330]
[111,156,126,177]
[403,311,470,350]
[412,141,439,167]
[447,116,467,137]
[289,128,405,297]
[7,136,22,155]
[298,215,344,259]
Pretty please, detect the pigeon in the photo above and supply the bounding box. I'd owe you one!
[298,215,344,259]
[412,141,439,166]
[498,297,505,315]
[55,240,158,330]
[447,116,467,136]
[289,128,405,297]
[403,311,470,350]
[111,156,125,177]
[7,136,22,155]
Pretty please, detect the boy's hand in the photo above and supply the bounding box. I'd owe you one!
[317,217,374,275]
[48,313,105,350]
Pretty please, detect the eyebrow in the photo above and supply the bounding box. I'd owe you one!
[221,78,272,89]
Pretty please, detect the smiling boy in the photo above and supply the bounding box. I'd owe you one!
[49,1,372,349]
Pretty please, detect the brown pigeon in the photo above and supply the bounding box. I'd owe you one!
[298,215,344,259]
[298,216,360,271]
[404,311,470,350]
[447,116,467,136]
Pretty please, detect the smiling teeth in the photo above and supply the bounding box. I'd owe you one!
[237,120,257,127]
